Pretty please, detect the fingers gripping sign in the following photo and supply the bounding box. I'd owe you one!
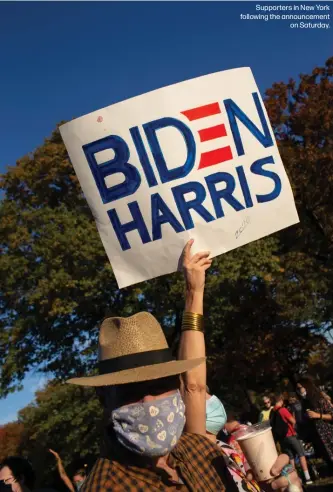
[182,239,212,293]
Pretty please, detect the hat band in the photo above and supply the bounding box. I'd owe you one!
[98,348,174,375]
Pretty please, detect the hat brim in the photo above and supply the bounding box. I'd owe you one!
[67,357,205,387]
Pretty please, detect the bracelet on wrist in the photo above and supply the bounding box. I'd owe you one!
[181,311,205,333]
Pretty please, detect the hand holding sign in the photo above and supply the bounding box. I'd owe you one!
[182,240,212,294]
[60,67,299,288]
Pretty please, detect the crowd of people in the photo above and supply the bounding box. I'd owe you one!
[257,379,333,485]
[1,241,332,491]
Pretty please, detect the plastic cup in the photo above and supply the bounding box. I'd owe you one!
[234,421,278,482]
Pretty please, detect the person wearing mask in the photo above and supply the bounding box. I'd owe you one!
[298,376,333,472]
[68,241,302,491]
[72,469,86,491]
[68,241,228,491]
[273,395,312,485]
[296,383,307,401]
[49,450,87,492]
[259,396,273,422]
[0,457,35,492]
[205,392,262,492]
[298,381,332,407]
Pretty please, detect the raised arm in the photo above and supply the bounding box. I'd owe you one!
[49,449,75,492]
[178,239,212,435]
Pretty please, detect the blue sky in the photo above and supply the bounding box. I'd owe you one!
[0,1,331,423]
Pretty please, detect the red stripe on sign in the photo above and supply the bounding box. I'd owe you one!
[198,124,227,142]
[199,147,233,169]
[182,102,221,121]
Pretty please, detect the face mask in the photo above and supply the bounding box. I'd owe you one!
[112,390,186,457]
[75,480,85,491]
[298,388,306,398]
[0,482,12,492]
[206,395,227,435]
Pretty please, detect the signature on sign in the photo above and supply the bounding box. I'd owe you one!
[235,216,251,240]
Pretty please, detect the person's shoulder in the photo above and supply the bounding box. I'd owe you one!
[81,458,114,491]
[176,432,223,454]
[279,407,291,417]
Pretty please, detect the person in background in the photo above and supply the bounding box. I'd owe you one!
[319,385,332,406]
[0,457,35,492]
[298,376,333,471]
[71,469,86,492]
[288,393,308,441]
[259,395,273,422]
[49,450,74,492]
[297,380,332,406]
[224,413,249,468]
[205,391,263,492]
[49,449,87,491]
[296,382,307,400]
[273,395,312,485]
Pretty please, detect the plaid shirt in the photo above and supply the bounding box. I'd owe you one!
[81,432,231,491]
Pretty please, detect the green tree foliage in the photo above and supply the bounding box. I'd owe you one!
[0,128,142,395]
[17,382,101,487]
[207,56,333,403]
[1,58,332,410]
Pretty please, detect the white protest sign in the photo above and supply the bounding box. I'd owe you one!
[60,67,299,288]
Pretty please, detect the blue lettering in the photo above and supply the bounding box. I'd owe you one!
[236,166,253,208]
[172,182,215,230]
[151,193,184,241]
[205,172,245,218]
[107,202,151,251]
[83,135,141,204]
[143,117,196,184]
[250,156,282,203]
[224,92,273,156]
[130,126,158,187]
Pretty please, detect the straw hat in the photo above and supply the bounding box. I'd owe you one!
[67,312,205,386]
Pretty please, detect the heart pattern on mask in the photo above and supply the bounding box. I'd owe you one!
[138,424,149,433]
[149,406,159,417]
[132,406,145,417]
[112,390,186,457]
[157,430,167,441]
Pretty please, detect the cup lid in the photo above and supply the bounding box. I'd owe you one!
[234,421,271,441]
